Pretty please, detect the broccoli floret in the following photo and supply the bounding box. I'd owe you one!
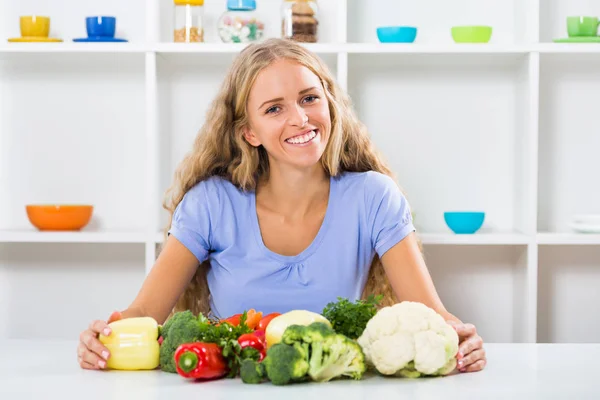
[278,322,366,383]
[281,324,308,344]
[283,322,335,344]
[262,343,309,385]
[281,322,335,363]
[308,334,366,382]
[159,310,202,373]
[240,359,266,384]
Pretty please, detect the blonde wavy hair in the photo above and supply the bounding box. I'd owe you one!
[162,38,422,319]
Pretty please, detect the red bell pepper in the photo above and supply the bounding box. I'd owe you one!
[237,332,266,362]
[256,312,281,331]
[219,313,243,327]
[253,329,266,346]
[218,309,263,330]
[174,342,228,380]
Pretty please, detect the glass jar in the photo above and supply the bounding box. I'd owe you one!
[218,0,265,43]
[281,0,318,43]
[174,0,204,43]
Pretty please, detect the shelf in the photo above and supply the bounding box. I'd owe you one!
[420,233,530,245]
[0,43,598,57]
[345,43,530,54]
[0,43,147,54]
[6,231,600,246]
[536,43,600,53]
[0,230,148,244]
[537,233,600,245]
[154,42,341,55]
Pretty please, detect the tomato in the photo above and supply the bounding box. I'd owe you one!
[256,312,281,331]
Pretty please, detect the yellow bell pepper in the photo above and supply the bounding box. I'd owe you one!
[98,316,160,370]
[265,310,331,349]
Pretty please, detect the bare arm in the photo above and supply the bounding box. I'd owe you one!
[121,235,201,324]
[380,232,462,324]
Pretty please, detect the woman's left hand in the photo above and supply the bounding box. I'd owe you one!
[447,321,486,373]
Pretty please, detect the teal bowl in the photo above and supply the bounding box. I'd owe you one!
[444,212,485,234]
[376,26,418,43]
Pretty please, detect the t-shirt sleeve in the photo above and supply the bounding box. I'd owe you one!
[366,172,416,258]
[167,180,218,263]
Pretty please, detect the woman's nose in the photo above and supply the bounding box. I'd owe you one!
[288,104,308,127]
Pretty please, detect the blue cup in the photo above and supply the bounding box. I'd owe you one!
[86,16,116,38]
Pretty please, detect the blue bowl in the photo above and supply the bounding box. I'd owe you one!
[376,26,417,43]
[86,16,116,38]
[444,212,485,234]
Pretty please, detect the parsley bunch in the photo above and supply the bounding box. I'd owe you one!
[198,312,255,377]
[321,295,383,339]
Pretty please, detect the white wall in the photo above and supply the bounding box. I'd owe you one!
[1,0,599,344]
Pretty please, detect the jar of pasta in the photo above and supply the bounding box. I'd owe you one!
[174,0,205,43]
[218,0,265,43]
[281,0,318,43]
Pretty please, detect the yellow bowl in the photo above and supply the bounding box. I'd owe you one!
[20,16,50,38]
[26,205,93,231]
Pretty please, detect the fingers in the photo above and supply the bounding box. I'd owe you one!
[462,358,486,373]
[80,360,99,370]
[453,323,477,340]
[78,342,107,369]
[89,319,112,337]
[78,312,122,371]
[459,334,484,358]
[77,342,107,370]
[457,348,485,371]
[81,327,111,357]
[78,321,113,370]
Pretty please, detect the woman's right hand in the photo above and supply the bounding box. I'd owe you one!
[77,311,122,370]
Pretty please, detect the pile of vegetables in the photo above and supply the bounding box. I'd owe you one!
[159,308,272,378]
[100,296,461,385]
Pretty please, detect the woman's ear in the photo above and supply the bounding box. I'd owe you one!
[242,126,261,147]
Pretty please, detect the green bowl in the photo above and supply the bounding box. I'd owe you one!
[451,26,492,43]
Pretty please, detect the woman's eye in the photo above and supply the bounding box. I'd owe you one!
[266,106,280,114]
[303,95,318,103]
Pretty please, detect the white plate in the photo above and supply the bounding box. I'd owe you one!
[570,222,600,233]
[572,214,600,225]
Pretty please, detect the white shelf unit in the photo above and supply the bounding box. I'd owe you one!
[1,0,599,344]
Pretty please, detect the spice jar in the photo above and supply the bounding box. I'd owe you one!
[174,0,205,43]
[218,0,265,43]
[281,0,318,43]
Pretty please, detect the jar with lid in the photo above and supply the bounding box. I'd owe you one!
[174,0,205,42]
[218,0,265,43]
[281,0,318,43]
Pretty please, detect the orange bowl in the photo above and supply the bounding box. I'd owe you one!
[25,205,94,231]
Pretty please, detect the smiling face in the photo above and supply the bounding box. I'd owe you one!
[243,58,331,173]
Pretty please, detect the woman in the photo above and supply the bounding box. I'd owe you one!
[77,38,485,374]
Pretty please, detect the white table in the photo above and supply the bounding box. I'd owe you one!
[1,340,599,399]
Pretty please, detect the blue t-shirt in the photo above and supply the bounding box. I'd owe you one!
[168,171,415,319]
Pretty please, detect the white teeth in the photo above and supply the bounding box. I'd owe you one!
[286,130,317,144]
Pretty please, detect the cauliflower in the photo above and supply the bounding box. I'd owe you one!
[357,301,459,377]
